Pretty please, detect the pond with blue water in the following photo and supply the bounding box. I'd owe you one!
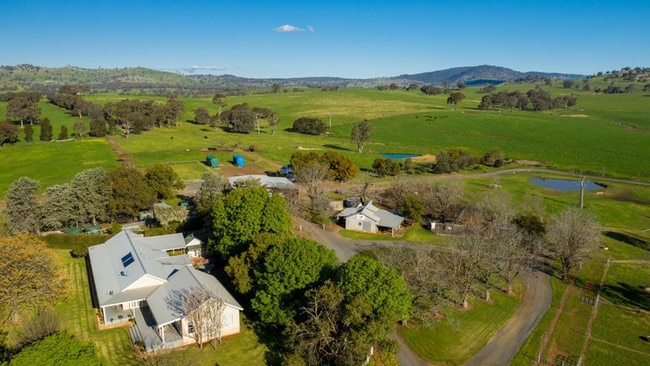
[380,153,421,159]
[529,178,605,191]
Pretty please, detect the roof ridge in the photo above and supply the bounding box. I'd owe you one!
[125,230,147,275]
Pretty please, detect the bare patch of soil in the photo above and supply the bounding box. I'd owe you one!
[410,154,437,163]
[561,114,589,118]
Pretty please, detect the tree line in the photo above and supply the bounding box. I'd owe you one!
[4,164,184,235]
[478,88,577,111]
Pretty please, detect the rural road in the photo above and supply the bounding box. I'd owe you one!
[464,271,552,366]
[296,217,553,366]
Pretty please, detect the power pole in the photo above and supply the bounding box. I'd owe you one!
[579,176,586,209]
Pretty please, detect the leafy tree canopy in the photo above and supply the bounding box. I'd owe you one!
[9,332,101,366]
[5,176,40,235]
[334,255,412,322]
[0,236,65,323]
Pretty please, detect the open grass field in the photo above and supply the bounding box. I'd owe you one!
[400,290,520,365]
[49,248,266,366]
[0,138,119,197]
[82,84,650,180]
[2,83,649,197]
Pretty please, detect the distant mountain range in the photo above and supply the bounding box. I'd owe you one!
[0,64,587,92]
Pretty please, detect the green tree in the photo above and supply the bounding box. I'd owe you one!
[323,151,358,181]
[5,177,40,235]
[211,93,227,117]
[39,118,53,141]
[24,124,34,142]
[108,166,156,218]
[194,106,211,125]
[250,237,338,324]
[57,125,69,140]
[399,194,426,224]
[372,157,400,177]
[0,236,65,323]
[446,92,465,110]
[221,104,257,133]
[260,193,292,235]
[292,117,326,135]
[211,187,285,258]
[350,119,372,153]
[72,120,87,138]
[0,121,19,145]
[194,172,228,215]
[145,164,184,200]
[9,332,101,366]
[335,255,412,322]
[70,168,111,225]
[41,184,76,230]
[5,96,40,128]
[89,118,107,137]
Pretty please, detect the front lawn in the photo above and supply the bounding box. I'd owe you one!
[50,249,266,365]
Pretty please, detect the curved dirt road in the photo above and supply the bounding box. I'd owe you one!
[464,271,552,366]
[296,218,552,366]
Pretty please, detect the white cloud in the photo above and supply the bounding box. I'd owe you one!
[190,65,225,71]
[307,25,314,32]
[273,24,304,33]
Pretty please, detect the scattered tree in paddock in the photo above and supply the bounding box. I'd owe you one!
[39,118,53,141]
[350,119,372,153]
[57,125,69,140]
[211,93,227,117]
[447,92,465,110]
[292,117,326,135]
[546,208,600,282]
[0,121,19,145]
[194,106,211,125]
[420,84,443,95]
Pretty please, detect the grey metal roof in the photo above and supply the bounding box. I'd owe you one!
[227,175,297,189]
[136,233,186,251]
[336,200,404,229]
[147,266,243,327]
[88,230,174,307]
[88,230,242,327]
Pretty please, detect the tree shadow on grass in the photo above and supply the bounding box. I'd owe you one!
[322,144,351,151]
[603,231,650,251]
[601,281,650,311]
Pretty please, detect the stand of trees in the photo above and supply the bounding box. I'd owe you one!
[4,165,185,234]
[206,186,412,363]
[478,88,577,111]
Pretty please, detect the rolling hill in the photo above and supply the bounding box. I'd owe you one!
[0,64,586,92]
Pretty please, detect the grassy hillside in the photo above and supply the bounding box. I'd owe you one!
[1,79,648,197]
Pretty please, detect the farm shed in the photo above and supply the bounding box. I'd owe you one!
[232,155,245,167]
[337,200,404,237]
[206,155,219,168]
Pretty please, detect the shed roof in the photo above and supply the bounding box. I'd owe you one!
[337,200,404,229]
[227,175,297,189]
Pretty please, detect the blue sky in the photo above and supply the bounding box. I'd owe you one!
[1,0,648,78]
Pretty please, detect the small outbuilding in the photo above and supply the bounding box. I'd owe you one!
[337,200,404,237]
[206,155,219,168]
[232,155,245,167]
